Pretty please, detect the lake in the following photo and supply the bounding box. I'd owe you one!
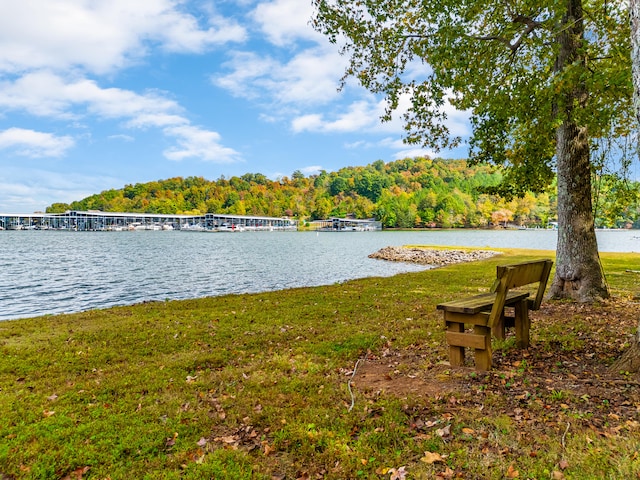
[1,229,638,321]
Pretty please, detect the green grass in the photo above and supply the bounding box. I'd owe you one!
[1,249,639,478]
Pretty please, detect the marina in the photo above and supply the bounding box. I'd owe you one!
[314,217,382,231]
[0,210,298,232]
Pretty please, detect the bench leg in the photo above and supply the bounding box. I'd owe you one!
[492,311,506,340]
[473,325,492,371]
[446,321,465,367]
[514,299,530,348]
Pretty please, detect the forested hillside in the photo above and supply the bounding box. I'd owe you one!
[46,158,640,229]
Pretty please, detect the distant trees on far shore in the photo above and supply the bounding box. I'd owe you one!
[46,157,640,229]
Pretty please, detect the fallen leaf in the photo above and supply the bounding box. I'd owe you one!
[47,394,58,402]
[420,451,445,464]
[263,441,275,456]
[506,464,519,478]
[62,466,90,480]
[389,466,407,480]
[462,427,475,435]
[165,432,178,448]
[559,459,569,470]
[552,471,565,480]
[43,410,55,417]
[435,467,455,479]
[197,437,208,447]
[436,424,451,437]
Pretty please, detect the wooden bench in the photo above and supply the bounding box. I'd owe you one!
[436,259,553,371]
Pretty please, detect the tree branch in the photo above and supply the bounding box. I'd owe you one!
[473,13,545,53]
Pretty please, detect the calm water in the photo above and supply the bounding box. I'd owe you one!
[1,229,638,321]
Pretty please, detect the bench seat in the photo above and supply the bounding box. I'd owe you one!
[437,290,530,315]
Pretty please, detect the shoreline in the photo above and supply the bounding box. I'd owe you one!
[368,245,501,266]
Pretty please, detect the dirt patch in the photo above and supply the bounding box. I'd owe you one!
[352,355,465,398]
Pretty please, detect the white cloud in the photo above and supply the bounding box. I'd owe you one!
[0,72,184,121]
[108,134,135,142]
[155,6,247,53]
[291,99,387,134]
[0,0,249,171]
[0,72,240,164]
[300,165,323,175]
[0,128,74,157]
[213,44,346,106]
[0,0,246,75]
[214,51,278,99]
[290,114,323,132]
[291,90,471,148]
[392,147,437,160]
[251,0,320,46]
[125,113,189,129]
[163,125,241,163]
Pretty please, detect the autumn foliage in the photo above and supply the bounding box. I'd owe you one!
[46,158,640,229]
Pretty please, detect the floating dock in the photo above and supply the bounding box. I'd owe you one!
[0,210,298,232]
[314,217,382,231]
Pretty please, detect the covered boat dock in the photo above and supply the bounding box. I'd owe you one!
[0,211,298,232]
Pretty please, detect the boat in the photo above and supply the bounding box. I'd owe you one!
[217,223,244,232]
[181,223,206,231]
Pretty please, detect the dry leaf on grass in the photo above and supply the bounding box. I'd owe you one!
[420,451,446,464]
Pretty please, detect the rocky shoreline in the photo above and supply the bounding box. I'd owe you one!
[368,246,500,267]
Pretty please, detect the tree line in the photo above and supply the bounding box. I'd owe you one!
[45,157,640,229]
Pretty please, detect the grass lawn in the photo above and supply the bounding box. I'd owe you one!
[1,249,640,479]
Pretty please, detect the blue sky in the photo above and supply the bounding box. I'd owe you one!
[0,0,471,213]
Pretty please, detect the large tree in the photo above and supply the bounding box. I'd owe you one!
[313,0,632,302]
[634,0,640,125]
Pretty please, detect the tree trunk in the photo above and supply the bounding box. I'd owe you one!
[611,328,640,373]
[633,0,640,125]
[611,0,640,373]
[548,0,609,302]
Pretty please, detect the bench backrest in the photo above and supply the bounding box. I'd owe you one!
[491,259,553,311]
[486,266,518,328]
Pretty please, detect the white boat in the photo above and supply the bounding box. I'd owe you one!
[217,223,244,232]
[181,223,206,231]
